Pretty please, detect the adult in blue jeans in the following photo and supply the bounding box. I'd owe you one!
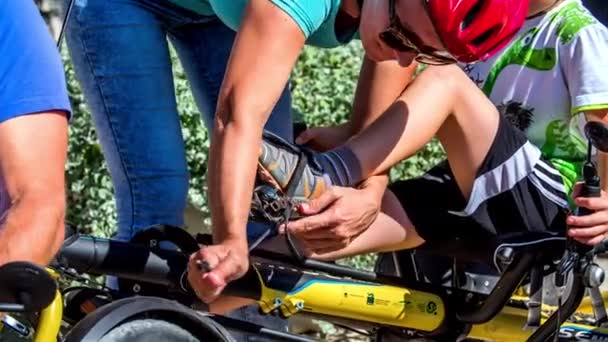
[62,0,418,312]
[60,0,521,338]
[60,0,297,338]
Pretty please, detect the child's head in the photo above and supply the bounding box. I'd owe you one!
[528,0,565,16]
[359,0,530,66]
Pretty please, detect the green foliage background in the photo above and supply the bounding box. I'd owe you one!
[63,41,445,269]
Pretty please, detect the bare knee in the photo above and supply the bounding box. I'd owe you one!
[416,65,470,95]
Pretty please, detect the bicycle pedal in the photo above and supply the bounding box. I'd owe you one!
[63,288,112,324]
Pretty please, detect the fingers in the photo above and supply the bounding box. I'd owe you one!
[190,246,227,269]
[286,192,346,234]
[284,212,332,235]
[567,210,608,227]
[573,195,608,212]
[209,251,248,283]
[298,188,340,215]
[187,246,248,303]
[188,248,225,303]
[566,190,608,246]
[291,221,353,240]
[573,233,606,246]
[568,223,608,238]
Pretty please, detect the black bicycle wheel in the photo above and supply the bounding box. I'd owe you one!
[64,296,236,342]
[98,318,200,342]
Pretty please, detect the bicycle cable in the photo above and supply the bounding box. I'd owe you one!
[56,0,75,49]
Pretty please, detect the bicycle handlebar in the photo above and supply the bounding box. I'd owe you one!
[57,234,191,291]
[56,234,262,300]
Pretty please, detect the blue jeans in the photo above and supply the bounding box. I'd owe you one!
[64,0,293,242]
[62,0,292,339]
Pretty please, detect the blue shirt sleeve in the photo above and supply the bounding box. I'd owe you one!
[269,0,333,39]
[0,0,71,123]
[208,0,350,47]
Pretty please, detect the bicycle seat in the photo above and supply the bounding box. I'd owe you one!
[0,261,57,312]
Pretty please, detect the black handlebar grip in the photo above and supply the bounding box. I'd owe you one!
[58,235,189,290]
[58,234,263,301]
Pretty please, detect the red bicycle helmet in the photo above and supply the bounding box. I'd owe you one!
[427,0,530,63]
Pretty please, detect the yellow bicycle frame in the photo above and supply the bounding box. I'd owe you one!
[35,289,63,342]
[0,268,63,342]
[32,268,64,342]
[257,271,445,332]
[249,264,608,341]
[18,260,608,342]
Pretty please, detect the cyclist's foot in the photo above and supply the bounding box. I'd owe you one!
[258,132,331,205]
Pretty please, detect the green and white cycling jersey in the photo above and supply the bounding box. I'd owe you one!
[462,0,608,196]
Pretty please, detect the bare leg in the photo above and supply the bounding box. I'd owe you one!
[309,189,423,261]
[309,65,501,260]
[346,64,498,198]
[212,65,501,309]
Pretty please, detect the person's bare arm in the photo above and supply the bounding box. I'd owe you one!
[349,56,417,134]
[349,56,416,188]
[191,0,307,299]
[0,112,68,266]
[298,57,416,150]
[287,58,417,251]
[209,0,305,245]
[349,57,416,198]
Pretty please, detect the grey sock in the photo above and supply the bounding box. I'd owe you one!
[314,146,362,187]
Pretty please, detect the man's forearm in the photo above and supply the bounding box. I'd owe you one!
[0,194,65,265]
[208,120,261,247]
[349,57,416,134]
[345,57,415,194]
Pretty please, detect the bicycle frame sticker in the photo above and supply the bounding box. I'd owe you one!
[559,325,608,341]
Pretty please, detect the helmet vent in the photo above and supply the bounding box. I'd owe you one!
[461,0,484,31]
[471,27,498,47]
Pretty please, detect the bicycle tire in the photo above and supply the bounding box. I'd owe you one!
[64,296,236,342]
[98,318,200,342]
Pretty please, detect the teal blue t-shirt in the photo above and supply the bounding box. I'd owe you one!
[168,0,359,48]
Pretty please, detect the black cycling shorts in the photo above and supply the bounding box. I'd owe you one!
[390,115,570,243]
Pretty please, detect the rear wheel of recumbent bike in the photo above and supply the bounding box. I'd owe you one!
[97,318,201,342]
[63,296,236,342]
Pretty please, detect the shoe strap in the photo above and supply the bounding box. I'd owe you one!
[284,151,308,198]
[261,129,314,198]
